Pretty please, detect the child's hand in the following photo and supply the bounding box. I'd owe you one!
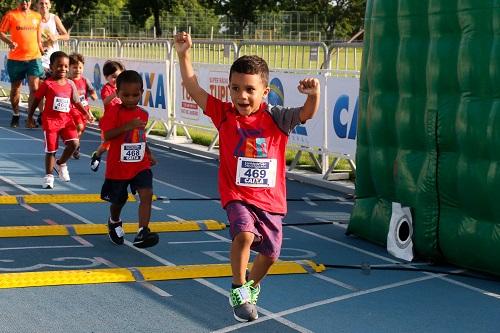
[149,154,157,166]
[86,112,95,123]
[298,78,320,96]
[126,117,146,130]
[174,32,192,56]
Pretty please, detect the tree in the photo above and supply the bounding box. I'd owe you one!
[126,0,175,37]
[51,0,100,32]
[280,0,366,42]
[0,1,18,16]
[201,0,276,38]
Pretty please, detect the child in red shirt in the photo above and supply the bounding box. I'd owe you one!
[68,53,97,159]
[99,70,159,248]
[90,60,124,171]
[27,51,93,189]
[175,32,320,322]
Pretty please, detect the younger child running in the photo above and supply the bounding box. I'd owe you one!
[99,70,159,248]
[27,51,93,189]
[68,52,97,159]
[174,32,320,322]
[90,60,124,171]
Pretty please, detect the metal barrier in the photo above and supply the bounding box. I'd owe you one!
[178,39,238,65]
[119,40,171,61]
[75,38,121,59]
[237,40,329,71]
[327,42,363,75]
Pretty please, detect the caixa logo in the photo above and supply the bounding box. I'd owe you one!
[333,95,358,139]
[140,72,166,109]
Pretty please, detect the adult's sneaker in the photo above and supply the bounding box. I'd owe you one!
[90,151,100,172]
[133,227,159,248]
[42,174,54,189]
[107,218,124,245]
[229,281,258,322]
[10,115,20,128]
[54,162,70,181]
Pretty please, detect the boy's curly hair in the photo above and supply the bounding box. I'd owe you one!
[229,55,269,86]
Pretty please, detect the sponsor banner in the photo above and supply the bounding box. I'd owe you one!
[268,72,325,150]
[174,64,229,127]
[85,57,170,122]
[0,51,30,94]
[326,76,359,157]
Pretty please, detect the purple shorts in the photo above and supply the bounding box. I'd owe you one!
[225,201,283,260]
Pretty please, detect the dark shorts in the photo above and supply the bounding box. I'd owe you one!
[101,169,153,205]
[226,201,284,260]
[7,59,44,82]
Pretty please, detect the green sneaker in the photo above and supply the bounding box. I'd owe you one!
[249,283,260,305]
[229,280,258,322]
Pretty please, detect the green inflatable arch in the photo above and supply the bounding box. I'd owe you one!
[348,1,500,275]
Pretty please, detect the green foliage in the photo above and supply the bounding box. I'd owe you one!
[127,0,175,37]
[0,1,18,16]
[279,0,366,41]
[51,0,100,31]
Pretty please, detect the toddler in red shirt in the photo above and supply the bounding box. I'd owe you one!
[27,51,93,189]
[90,60,124,172]
[68,53,98,159]
[99,70,159,249]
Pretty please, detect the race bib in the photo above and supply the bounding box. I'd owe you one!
[79,95,88,107]
[53,96,70,112]
[120,142,146,162]
[235,157,277,188]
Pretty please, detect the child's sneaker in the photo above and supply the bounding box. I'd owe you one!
[133,227,159,248]
[90,151,100,172]
[229,281,258,322]
[107,218,124,245]
[73,146,80,159]
[54,161,70,181]
[42,174,54,189]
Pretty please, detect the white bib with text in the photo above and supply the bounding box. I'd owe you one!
[120,142,146,162]
[79,95,88,107]
[53,96,70,112]
[235,157,277,188]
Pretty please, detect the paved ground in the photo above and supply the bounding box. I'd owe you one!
[0,106,499,333]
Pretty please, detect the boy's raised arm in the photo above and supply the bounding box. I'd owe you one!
[298,78,321,123]
[174,32,208,111]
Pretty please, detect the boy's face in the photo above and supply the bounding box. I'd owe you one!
[69,61,83,78]
[229,72,270,116]
[105,70,122,87]
[117,82,143,109]
[50,57,69,79]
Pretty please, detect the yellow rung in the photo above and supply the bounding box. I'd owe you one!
[0,220,226,237]
[0,261,324,289]
[0,268,135,289]
[23,193,137,204]
[0,196,17,204]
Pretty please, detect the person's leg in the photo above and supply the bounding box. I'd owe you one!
[101,179,128,245]
[45,152,56,175]
[27,75,40,118]
[231,231,255,285]
[10,80,22,116]
[57,139,78,165]
[248,254,276,286]
[137,187,153,229]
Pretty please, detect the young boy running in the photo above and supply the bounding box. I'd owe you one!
[27,51,93,189]
[90,60,124,171]
[99,70,159,248]
[68,52,97,159]
[174,32,320,322]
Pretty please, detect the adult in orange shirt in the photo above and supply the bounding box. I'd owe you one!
[0,0,44,128]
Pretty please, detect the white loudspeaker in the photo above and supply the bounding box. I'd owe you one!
[387,202,414,261]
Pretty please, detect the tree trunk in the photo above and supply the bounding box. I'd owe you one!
[153,8,162,37]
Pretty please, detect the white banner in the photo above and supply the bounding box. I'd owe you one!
[268,72,326,150]
[84,57,170,122]
[326,76,359,157]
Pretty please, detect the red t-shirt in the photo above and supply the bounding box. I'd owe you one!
[204,95,302,214]
[100,82,121,112]
[36,78,80,131]
[99,104,150,180]
[69,76,94,113]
